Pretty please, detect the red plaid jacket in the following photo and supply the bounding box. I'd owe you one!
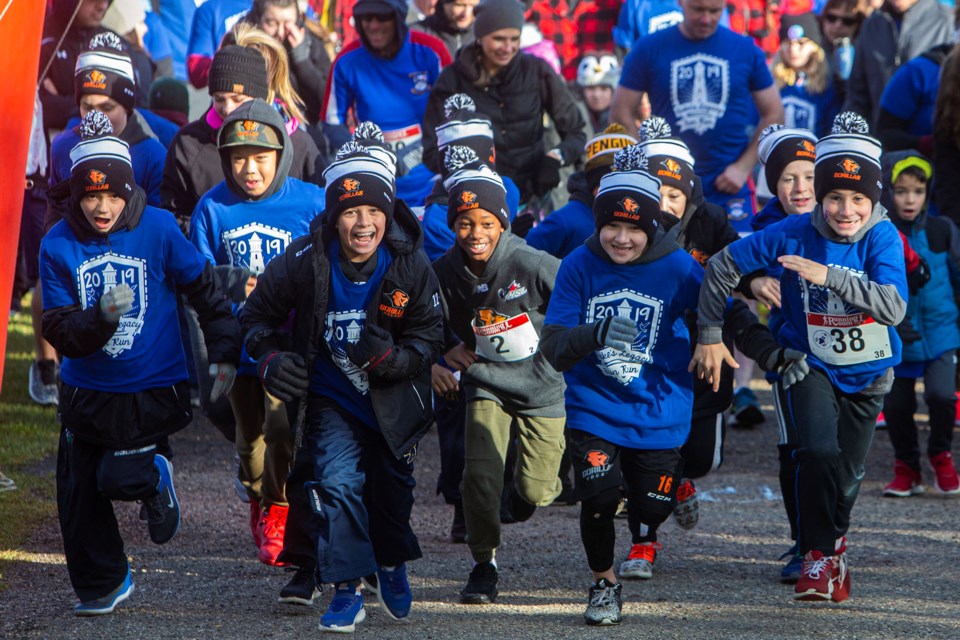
[526,0,622,81]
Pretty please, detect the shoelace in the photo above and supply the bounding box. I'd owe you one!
[262,511,286,537]
[142,493,166,524]
[380,568,405,595]
[589,585,617,607]
[329,588,359,613]
[803,556,831,579]
[627,542,662,561]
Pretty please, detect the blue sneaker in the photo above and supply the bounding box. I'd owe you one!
[779,544,803,584]
[320,583,365,633]
[74,570,135,616]
[373,563,412,620]
[141,454,180,544]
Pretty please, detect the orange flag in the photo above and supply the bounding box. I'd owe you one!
[0,0,46,393]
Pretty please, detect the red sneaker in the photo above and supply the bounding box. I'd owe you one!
[831,553,850,603]
[794,551,834,601]
[876,412,886,429]
[883,460,924,497]
[249,502,262,548]
[258,504,289,566]
[929,451,960,494]
[672,479,699,530]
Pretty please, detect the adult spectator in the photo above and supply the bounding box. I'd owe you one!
[611,0,783,232]
[525,0,621,81]
[321,0,451,153]
[414,0,478,58]
[407,0,439,23]
[186,0,253,88]
[423,0,585,203]
[244,0,332,127]
[933,45,960,226]
[842,0,952,127]
[818,0,869,104]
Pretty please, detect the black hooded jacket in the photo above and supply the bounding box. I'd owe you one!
[240,201,444,459]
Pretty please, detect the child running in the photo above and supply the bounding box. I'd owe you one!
[40,112,239,616]
[692,113,908,603]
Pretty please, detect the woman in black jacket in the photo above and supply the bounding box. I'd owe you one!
[422,0,585,203]
[239,127,443,628]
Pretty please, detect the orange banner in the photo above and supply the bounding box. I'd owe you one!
[0,0,46,394]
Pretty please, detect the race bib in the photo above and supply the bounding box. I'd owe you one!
[472,311,539,362]
[806,312,890,366]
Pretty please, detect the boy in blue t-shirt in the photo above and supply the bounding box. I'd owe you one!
[692,113,908,603]
[542,145,799,625]
[40,112,239,616]
[190,98,324,570]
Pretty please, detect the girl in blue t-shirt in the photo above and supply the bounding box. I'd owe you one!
[692,114,908,604]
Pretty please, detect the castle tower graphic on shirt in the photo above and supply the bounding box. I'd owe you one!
[77,252,147,357]
[587,288,663,385]
[782,96,817,136]
[670,53,729,135]
[324,309,369,393]
[222,223,292,274]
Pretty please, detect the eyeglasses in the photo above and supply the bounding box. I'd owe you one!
[359,12,394,22]
[823,13,858,26]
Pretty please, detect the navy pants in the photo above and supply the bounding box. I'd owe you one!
[302,401,421,584]
[57,430,158,602]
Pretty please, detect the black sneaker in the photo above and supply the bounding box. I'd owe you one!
[139,454,180,544]
[508,488,536,523]
[451,503,467,544]
[279,566,320,606]
[460,561,498,604]
[584,579,622,626]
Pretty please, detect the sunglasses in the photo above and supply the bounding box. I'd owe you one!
[823,13,858,26]
[359,12,395,22]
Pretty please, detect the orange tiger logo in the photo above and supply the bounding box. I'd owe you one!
[840,158,860,174]
[242,120,259,132]
[586,450,609,468]
[88,170,106,185]
[662,158,681,174]
[620,197,639,213]
[460,190,478,205]
[389,289,410,309]
[341,178,361,193]
[89,70,106,84]
[475,307,508,326]
[801,140,816,154]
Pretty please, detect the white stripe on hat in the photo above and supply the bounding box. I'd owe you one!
[75,51,135,83]
[437,119,493,148]
[323,154,395,190]
[637,139,695,167]
[759,127,817,165]
[815,134,882,169]
[69,136,132,171]
[442,164,506,196]
[597,170,661,205]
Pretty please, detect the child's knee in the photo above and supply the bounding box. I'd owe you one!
[515,473,560,506]
[580,486,620,522]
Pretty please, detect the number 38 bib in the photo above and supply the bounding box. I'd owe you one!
[472,311,540,362]
[803,278,890,366]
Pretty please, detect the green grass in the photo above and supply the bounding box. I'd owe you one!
[0,306,61,579]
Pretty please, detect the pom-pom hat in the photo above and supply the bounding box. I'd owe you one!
[69,111,135,206]
[814,112,883,205]
[758,124,817,193]
[436,93,497,177]
[74,32,136,112]
[322,122,398,225]
[442,145,509,229]
[593,145,663,237]
[637,116,695,199]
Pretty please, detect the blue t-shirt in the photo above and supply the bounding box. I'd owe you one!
[187,0,251,62]
[620,26,773,181]
[879,54,941,137]
[544,244,703,449]
[148,0,198,81]
[525,198,595,259]
[780,81,841,139]
[40,208,206,392]
[613,0,730,50]
[309,244,392,430]
[727,213,907,393]
[50,126,166,208]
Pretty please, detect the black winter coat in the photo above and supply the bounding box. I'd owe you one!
[288,30,332,125]
[240,201,444,458]
[422,44,585,202]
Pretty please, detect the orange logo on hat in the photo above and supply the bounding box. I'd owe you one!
[797,139,816,160]
[456,190,480,213]
[338,177,364,201]
[83,69,107,90]
[243,120,258,132]
[663,158,681,174]
[614,197,643,222]
[621,197,639,213]
[88,170,106,185]
[801,140,815,153]
[840,158,860,174]
[232,83,245,94]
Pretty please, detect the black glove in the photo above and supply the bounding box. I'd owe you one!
[895,317,921,344]
[533,155,562,197]
[257,351,309,402]
[346,324,398,378]
[907,256,931,295]
[511,212,536,238]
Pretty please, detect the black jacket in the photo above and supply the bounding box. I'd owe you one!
[42,188,240,447]
[422,43,585,201]
[288,30,332,126]
[240,201,444,458]
[161,107,325,223]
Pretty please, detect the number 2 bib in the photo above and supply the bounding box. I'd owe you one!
[472,312,540,362]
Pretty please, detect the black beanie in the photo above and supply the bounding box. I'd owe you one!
[815,112,883,206]
[74,33,136,113]
[69,111,136,209]
[473,0,525,39]
[322,122,398,226]
[637,116,696,199]
[209,45,270,100]
[443,146,509,229]
[593,146,663,238]
[758,124,817,193]
[436,94,497,179]
[779,12,823,48]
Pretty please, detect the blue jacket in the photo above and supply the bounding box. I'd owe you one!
[525,172,595,259]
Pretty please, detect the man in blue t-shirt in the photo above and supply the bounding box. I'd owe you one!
[610,0,783,233]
